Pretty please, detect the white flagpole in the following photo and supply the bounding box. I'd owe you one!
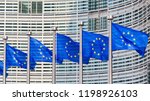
[79,22,83,84]
[52,27,57,84]
[27,32,31,84]
[108,15,113,84]
[3,36,8,84]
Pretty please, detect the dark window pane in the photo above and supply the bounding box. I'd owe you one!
[32,2,36,13]
[19,1,42,14]
[19,2,21,13]
[37,2,42,13]
[22,1,28,13]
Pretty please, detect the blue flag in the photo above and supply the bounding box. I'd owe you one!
[30,37,53,62]
[112,23,148,56]
[0,61,3,75]
[6,44,36,70]
[56,33,90,64]
[82,31,109,61]
[0,61,8,77]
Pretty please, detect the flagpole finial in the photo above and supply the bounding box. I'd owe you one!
[27,32,32,36]
[3,36,8,40]
[52,27,58,31]
[108,15,113,20]
[78,21,84,26]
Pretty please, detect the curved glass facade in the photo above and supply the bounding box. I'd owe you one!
[88,0,150,84]
[0,0,149,84]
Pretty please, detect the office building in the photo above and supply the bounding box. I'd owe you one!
[0,0,149,84]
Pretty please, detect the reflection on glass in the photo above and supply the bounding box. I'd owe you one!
[37,2,42,13]
[22,1,28,13]
[19,1,42,14]
[32,2,36,13]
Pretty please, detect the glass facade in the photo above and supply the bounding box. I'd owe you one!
[0,0,149,84]
[88,0,107,10]
[88,17,107,31]
[19,1,42,13]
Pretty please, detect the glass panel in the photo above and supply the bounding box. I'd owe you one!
[32,2,36,13]
[37,2,42,13]
[99,0,107,9]
[19,1,42,14]
[99,17,107,30]
[88,18,96,31]
[22,1,28,13]
[19,2,21,13]
[88,0,97,10]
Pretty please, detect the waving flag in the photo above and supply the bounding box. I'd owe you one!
[6,44,36,70]
[112,23,148,56]
[82,30,109,61]
[0,61,3,75]
[56,33,90,64]
[0,61,8,77]
[30,37,53,62]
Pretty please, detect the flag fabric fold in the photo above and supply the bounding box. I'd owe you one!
[0,61,3,75]
[112,23,148,56]
[82,30,109,61]
[0,61,8,77]
[56,33,90,64]
[30,37,53,62]
[6,44,36,70]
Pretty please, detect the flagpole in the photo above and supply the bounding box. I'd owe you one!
[3,36,8,84]
[27,32,31,84]
[79,21,83,84]
[52,27,57,84]
[108,15,113,84]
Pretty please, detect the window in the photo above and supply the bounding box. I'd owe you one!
[88,18,97,31]
[37,2,42,13]
[88,0,97,10]
[99,0,107,9]
[99,17,107,30]
[22,1,29,13]
[19,1,42,14]
[32,2,36,13]
[88,0,107,10]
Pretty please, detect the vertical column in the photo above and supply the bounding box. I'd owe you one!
[107,15,113,84]
[3,36,8,84]
[27,32,32,84]
[78,22,83,84]
[52,27,57,84]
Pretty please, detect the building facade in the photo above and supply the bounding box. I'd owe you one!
[0,0,149,84]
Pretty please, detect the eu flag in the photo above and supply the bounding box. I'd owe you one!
[112,23,148,56]
[0,61,8,76]
[30,37,53,62]
[82,31,109,61]
[6,44,36,70]
[56,33,90,64]
[0,61,3,75]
